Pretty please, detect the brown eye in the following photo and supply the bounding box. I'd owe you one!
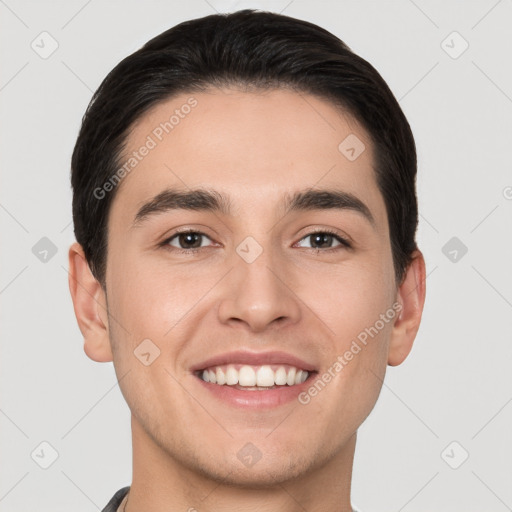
[309,233,336,249]
[296,231,350,250]
[167,231,212,250]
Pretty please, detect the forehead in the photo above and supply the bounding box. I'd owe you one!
[111,87,387,229]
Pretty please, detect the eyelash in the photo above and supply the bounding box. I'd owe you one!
[159,228,352,255]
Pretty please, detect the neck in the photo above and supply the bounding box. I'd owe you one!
[126,415,355,512]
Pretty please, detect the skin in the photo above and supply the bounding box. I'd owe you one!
[68,88,426,512]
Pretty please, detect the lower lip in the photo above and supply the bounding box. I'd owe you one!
[194,373,317,408]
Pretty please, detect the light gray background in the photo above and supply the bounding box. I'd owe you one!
[1,1,511,511]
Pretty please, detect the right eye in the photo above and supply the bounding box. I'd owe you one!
[163,230,215,251]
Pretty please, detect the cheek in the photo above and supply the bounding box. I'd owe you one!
[306,258,395,344]
[107,249,193,337]
[105,257,190,426]
[301,255,396,413]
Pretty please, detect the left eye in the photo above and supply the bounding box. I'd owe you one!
[296,232,348,249]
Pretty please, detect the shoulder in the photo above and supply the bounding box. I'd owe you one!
[101,486,130,512]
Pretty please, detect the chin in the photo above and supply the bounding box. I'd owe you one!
[194,455,313,489]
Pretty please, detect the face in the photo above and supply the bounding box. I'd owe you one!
[74,87,423,486]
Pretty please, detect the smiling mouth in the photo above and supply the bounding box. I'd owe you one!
[195,363,316,390]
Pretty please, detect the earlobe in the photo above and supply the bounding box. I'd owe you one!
[68,242,113,363]
[388,250,426,366]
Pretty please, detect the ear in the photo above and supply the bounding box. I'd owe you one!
[388,249,426,366]
[68,242,113,362]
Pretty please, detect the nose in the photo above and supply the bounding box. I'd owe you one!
[217,247,302,333]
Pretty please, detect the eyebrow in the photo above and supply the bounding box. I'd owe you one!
[131,187,375,228]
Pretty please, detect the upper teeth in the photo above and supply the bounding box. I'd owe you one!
[200,365,309,387]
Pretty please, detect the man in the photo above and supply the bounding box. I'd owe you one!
[68,9,425,512]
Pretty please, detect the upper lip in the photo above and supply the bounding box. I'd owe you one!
[190,350,317,373]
